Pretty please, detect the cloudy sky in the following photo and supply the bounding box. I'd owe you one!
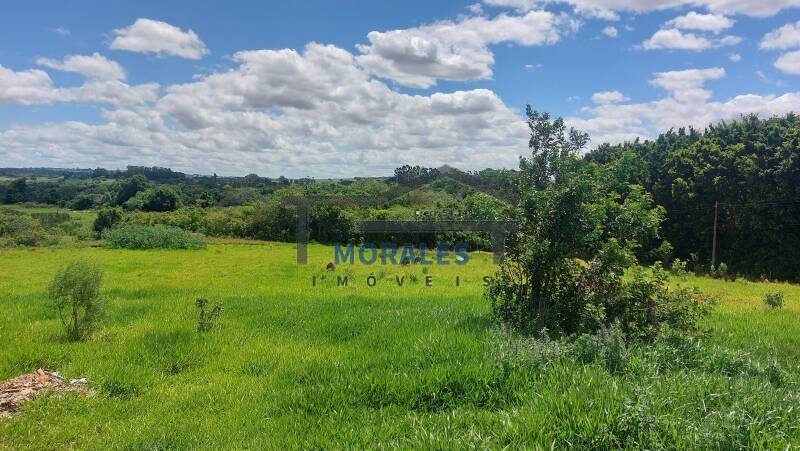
[2,1,800,177]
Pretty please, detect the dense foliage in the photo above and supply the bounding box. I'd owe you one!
[488,108,711,338]
[586,114,800,281]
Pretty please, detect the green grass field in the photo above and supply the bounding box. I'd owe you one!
[1,243,798,448]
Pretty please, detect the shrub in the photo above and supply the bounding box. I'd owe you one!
[710,262,729,280]
[69,194,95,210]
[487,109,709,339]
[763,291,784,310]
[93,207,123,234]
[140,187,180,212]
[104,224,206,249]
[670,258,688,279]
[196,298,222,332]
[48,260,104,341]
[115,174,148,206]
[0,209,49,246]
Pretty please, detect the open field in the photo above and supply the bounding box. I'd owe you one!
[1,243,799,448]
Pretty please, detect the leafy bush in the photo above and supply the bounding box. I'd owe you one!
[670,258,688,279]
[115,175,148,206]
[196,298,222,332]
[140,186,180,212]
[0,209,49,246]
[69,193,96,210]
[763,291,784,310]
[487,109,711,339]
[710,262,729,280]
[48,260,104,341]
[104,224,206,249]
[93,207,123,234]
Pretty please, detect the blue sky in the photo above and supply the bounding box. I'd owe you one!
[2,0,800,177]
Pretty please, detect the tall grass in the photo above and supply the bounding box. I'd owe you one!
[0,244,797,448]
[104,224,206,249]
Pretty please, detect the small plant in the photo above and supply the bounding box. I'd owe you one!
[670,258,688,279]
[710,262,729,280]
[572,322,629,374]
[689,252,702,275]
[196,298,222,332]
[48,260,104,341]
[763,291,785,310]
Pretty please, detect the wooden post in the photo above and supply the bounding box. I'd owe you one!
[711,201,718,270]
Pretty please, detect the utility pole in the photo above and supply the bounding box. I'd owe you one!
[711,201,718,270]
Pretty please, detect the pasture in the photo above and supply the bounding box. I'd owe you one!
[0,242,798,448]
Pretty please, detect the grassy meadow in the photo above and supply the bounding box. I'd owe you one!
[1,242,799,448]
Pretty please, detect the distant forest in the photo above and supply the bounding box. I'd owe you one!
[2,114,799,281]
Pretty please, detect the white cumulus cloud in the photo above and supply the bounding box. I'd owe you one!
[484,0,800,17]
[36,53,126,81]
[0,65,59,105]
[355,11,566,88]
[110,18,209,60]
[760,21,800,50]
[775,50,800,74]
[602,26,619,37]
[665,12,734,34]
[570,67,800,144]
[592,90,629,104]
[642,28,741,51]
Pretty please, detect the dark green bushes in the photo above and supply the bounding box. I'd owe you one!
[763,292,785,309]
[93,207,123,234]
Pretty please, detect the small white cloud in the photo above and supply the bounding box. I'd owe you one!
[756,70,768,81]
[642,28,741,51]
[775,49,800,74]
[665,12,734,34]
[592,90,629,104]
[728,52,742,62]
[37,53,126,81]
[54,27,71,36]
[567,95,581,102]
[760,21,800,50]
[602,26,618,38]
[109,18,209,59]
[468,3,484,14]
[643,29,711,50]
[524,63,542,71]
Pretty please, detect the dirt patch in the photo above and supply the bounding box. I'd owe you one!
[0,369,91,418]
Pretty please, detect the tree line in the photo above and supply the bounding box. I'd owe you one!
[2,113,799,280]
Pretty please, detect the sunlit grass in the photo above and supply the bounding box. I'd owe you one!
[0,243,798,448]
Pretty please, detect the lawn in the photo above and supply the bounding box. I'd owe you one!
[0,243,798,448]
